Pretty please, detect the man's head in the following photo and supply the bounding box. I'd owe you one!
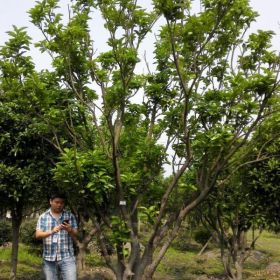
[49,193,66,214]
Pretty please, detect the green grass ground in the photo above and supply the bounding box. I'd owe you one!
[154,231,280,280]
[0,244,43,280]
[1,231,280,279]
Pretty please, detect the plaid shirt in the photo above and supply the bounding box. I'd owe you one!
[36,209,78,261]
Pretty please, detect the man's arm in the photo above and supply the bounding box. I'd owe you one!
[35,225,63,239]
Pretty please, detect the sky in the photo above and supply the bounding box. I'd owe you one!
[0,0,279,70]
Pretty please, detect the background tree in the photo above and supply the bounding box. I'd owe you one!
[246,108,280,232]
[53,148,115,271]
[26,0,280,279]
[196,167,261,280]
[0,26,60,279]
[195,97,280,280]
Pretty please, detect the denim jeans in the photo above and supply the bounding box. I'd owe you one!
[43,256,77,280]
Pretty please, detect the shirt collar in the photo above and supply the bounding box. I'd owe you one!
[47,208,65,221]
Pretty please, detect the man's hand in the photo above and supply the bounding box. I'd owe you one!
[61,222,78,240]
[61,222,72,233]
[36,224,63,239]
[52,224,63,234]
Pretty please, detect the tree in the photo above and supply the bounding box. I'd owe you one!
[195,98,280,280]
[0,26,59,279]
[196,167,261,280]
[243,104,280,231]
[27,0,280,279]
[54,148,115,271]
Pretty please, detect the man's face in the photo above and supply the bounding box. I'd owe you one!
[50,197,65,213]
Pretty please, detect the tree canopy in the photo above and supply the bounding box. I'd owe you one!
[0,1,279,279]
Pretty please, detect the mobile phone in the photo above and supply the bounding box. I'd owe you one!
[62,219,69,225]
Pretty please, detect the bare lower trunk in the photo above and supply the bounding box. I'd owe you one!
[9,207,22,280]
[220,244,245,280]
[221,252,234,280]
[234,261,243,280]
[76,243,87,272]
[221,258,243,280]
[133,244,153,280]
[76,223,98,274]
[105,242,153,280]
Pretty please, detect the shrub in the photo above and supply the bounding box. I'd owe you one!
[0,219,12,246]
[193,227,212,245]
[20,219,37,245]
[20,219,42,255]
[172,228,199,252]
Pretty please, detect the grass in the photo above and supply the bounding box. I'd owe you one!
[154,231,280,280]
[1,231,280,279]
[254,231,280,261]
[155,242,224,280]
[0,244,43,280]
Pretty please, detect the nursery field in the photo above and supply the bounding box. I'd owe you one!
[1,231,280,280]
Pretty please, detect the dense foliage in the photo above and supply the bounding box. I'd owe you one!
[0,1,279,279]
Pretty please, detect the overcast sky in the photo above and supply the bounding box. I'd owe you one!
[0,0,279,70]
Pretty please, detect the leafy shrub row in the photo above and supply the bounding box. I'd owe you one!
[0,219,41,249]
[0,220,12,246]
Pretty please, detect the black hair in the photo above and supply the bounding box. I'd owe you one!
[49,192,66,201]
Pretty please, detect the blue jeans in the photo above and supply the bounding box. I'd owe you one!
[43,256,77,280]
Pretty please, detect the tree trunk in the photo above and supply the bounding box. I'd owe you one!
[221,253,234,280]
[107,243,153,280]
[9,206,22,280]
[76,243,87,273]
[132,243,153,280]
[252,226,255,249]
[238,231,247,250]
[234,261,243,280]
[75,220,98,274]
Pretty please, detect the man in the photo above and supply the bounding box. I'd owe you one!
[36,193,78,280]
